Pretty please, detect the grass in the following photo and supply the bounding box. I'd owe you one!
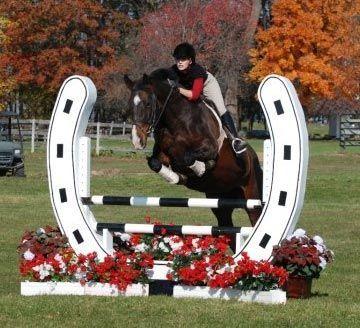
[1,131,360,327]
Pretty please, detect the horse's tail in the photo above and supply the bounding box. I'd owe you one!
[246,147,263,201]
[253,153,263,201]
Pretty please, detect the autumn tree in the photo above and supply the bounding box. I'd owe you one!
[0,0,136,118]
[137,0,256,125]
[249,0,360,113]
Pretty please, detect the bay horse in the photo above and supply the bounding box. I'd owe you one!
[124,68,263,229]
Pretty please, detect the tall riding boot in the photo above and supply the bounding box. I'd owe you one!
[220,112,247,155]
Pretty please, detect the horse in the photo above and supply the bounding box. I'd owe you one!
[124,68,263,229]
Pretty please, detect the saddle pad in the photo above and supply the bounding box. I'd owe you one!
[201,100,226,152]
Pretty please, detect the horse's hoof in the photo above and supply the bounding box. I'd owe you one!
[205,160,216,170]
[147,157,162,173]
[177,174,188,185]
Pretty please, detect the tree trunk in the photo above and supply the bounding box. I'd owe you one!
[224,72,239,129]
[237,1,264,128]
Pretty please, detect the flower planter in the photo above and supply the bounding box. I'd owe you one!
[285,276,312,299]
[173,286,286,304]
[21,282,148,297]
[20,282,286,304]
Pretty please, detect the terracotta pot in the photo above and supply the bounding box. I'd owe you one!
[285,276,312,299]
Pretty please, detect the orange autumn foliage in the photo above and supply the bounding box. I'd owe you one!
[0,0,135,116]
[249,0,359,108]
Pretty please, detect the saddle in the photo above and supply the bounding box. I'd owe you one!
[200,98,226,153]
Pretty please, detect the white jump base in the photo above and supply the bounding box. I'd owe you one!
[21,282,286,304]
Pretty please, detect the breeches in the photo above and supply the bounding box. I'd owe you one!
[203,72,227,116]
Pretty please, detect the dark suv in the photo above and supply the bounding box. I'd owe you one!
[0,111,25,177]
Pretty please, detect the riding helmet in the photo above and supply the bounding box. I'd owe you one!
[172,42,196,62]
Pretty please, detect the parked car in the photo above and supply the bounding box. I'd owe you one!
[0,111,25,177]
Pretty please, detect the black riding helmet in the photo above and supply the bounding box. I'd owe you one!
[172,42,196,62]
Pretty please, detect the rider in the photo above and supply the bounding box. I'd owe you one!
[170,42,247,155]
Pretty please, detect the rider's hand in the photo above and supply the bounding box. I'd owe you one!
[168,79,179,89]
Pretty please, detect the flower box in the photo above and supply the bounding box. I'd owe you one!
[21,282,149,297]
[20,281,286,304]
[173,286,286,304]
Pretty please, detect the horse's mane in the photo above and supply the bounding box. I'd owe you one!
[150,68,178,83]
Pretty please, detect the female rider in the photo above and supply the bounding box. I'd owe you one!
[170,42,247,155]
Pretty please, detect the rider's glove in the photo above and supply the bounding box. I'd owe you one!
[168,79,179,89]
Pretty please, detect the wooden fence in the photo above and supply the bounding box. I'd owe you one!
[340,114,360,148]
[0,119,134,153]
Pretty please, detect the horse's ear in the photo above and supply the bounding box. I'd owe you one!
[124,74,134,90]
[143,73,150,85]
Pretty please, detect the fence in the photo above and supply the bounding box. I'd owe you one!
[340,114,360,149]
[0,119,134,153]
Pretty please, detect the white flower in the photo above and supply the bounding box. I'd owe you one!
[33,263,53,280]
[313,235,324,245]
[159,242,170,253]
[23,249,35,261]
[169,241,183,251]
[36,228,45,235]
[206,267,214,275]
[193,247,202,254]
[120,233,131,242]
[163,237,170,243]
[133,242,149,253]
[315,244,324,253]
[293,228,306,237]
[192,238,200,248]
[54,254,62,262]
[74,267,86,280]
[215,264,232,275]
[319,257,327,269]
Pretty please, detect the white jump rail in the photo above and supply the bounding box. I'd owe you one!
[47,74,308,262]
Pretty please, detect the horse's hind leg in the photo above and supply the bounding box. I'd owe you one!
[206,191,236,251]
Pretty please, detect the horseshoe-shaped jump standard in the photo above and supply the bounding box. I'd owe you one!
[47,75,308,262]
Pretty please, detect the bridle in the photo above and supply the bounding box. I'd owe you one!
[141,80,176,134]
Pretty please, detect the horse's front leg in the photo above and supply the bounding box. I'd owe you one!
[147,152,187,185]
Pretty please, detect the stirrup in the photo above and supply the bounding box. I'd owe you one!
[232,138,247,155]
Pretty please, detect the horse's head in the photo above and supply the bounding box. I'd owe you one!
[124,74,155,149]
[124,69,179,149]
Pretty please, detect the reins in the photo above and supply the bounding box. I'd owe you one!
[147,80,175,134]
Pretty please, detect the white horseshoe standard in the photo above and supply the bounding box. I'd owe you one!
[47,74,308,262]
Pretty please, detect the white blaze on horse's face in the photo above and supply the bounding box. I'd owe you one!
[132,125,143,149]
[133,94,141,107]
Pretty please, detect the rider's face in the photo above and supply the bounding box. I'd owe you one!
[175,58,192,71]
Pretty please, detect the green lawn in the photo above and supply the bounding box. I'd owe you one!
[1,134,359,327]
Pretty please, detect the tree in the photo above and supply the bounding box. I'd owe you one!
[0,0,136,117]
[248,0,360,113]
[137,0,253,125]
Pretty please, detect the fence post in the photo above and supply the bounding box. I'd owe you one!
[31,119,36,153]
[96,121,100,156]
[109,121,114,136]
[122,121,126,136]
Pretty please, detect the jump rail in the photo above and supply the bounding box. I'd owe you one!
[97,222,253,236]
[82,196,262,209]
[47,74,308,263]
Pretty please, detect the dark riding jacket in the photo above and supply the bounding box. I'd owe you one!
[170,63,208,101]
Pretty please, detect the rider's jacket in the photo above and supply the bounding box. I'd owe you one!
[170,63,208,101]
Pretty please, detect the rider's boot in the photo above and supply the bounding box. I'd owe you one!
[220,112,247,155]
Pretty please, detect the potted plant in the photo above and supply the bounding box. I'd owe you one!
[271,229,334,298]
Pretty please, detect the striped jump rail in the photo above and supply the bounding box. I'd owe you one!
[97,222,253,236]
[82,196,263,210]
